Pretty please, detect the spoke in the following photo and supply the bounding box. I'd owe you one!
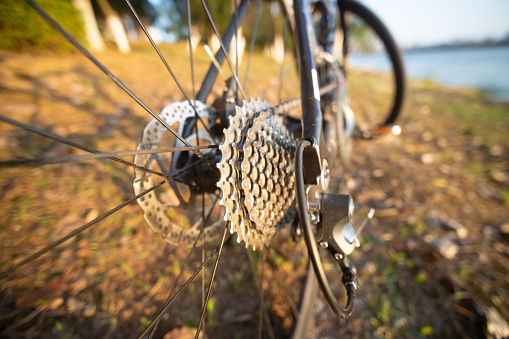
[148,196,220,339]
[201,177,206,335]
[189,0,200,151]
[261,62,297,100]
[203,45,226,80]
[201,246,206,335]
[149,157,207,191]
[234,0,239,100]
[186,0,196,101]
[124,0,190,104]
[258,248,266,339]
[263,75,338,117]
[0,115,165,178]
[186,0,202,153]
[268,249,299,318]
[24,0,217,174]
[2,177,169,276]
[0,145,218,167]
[138,228,231,339]
[2,158,203,276]
[319,80,339,96]
[243,0,262,91]
[246,248,276,339]
[124,0,217,145]
[139,250,217,339]
[1,116,211,191]
[278,19,289,104]
[196,0,249,102]
[195,225,229,339]
[200,0,247,99]
[151,158,215,189]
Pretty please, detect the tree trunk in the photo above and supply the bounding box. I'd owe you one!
[230,27,246,68]
[72,0,105,52]
[207,27,245,67]
[96,0,131,54]
[187,25,201,54]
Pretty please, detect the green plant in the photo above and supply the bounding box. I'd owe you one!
[0,0,85,52]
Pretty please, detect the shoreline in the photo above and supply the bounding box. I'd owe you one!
[351,68,509,104]
[350,44,509,104]
[405,43,509,53]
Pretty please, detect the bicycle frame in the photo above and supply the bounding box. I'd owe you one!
[293,0,325,183]
[196,0,328,183]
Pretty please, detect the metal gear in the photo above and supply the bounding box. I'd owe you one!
[217,98,297,250]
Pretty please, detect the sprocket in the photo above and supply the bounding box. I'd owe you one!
[217,98,297,250]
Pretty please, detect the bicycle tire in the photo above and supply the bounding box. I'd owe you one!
[0,1,318,338]
[338,0,406,127]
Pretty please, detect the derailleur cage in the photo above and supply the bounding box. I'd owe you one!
[315,193,357,260]
[313,192,375,262]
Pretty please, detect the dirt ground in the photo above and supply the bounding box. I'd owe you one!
[0,45,508,339]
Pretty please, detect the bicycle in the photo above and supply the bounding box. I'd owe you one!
[0,0,405,338]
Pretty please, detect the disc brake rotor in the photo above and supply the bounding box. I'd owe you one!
[133,100,223,247]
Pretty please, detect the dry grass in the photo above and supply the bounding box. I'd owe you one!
[1,42,508,338]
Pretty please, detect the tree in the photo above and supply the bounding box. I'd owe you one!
[169,0,237,43]
[96,0,130,53]
[72,0,105,52]
[0,0,86,52]
[86,0,156,52]
[344,15,378,53]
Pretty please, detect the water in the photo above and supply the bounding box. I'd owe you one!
[349,46,509,102]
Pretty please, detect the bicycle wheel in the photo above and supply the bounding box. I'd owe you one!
[338,0,406,131]
[0,1,316,338]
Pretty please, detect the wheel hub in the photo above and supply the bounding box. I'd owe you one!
[133,100,223,247]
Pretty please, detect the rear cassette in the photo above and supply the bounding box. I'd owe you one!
[217,98,297,250]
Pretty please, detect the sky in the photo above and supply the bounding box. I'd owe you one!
[357,0,509,47]
[146,0,509,47]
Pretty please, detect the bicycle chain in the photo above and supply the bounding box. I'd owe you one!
[217,98,298,250]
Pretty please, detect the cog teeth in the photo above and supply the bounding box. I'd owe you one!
[217,97,297,251]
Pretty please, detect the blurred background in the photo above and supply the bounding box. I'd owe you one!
[0,0,508,338]
[353,0,509,102]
